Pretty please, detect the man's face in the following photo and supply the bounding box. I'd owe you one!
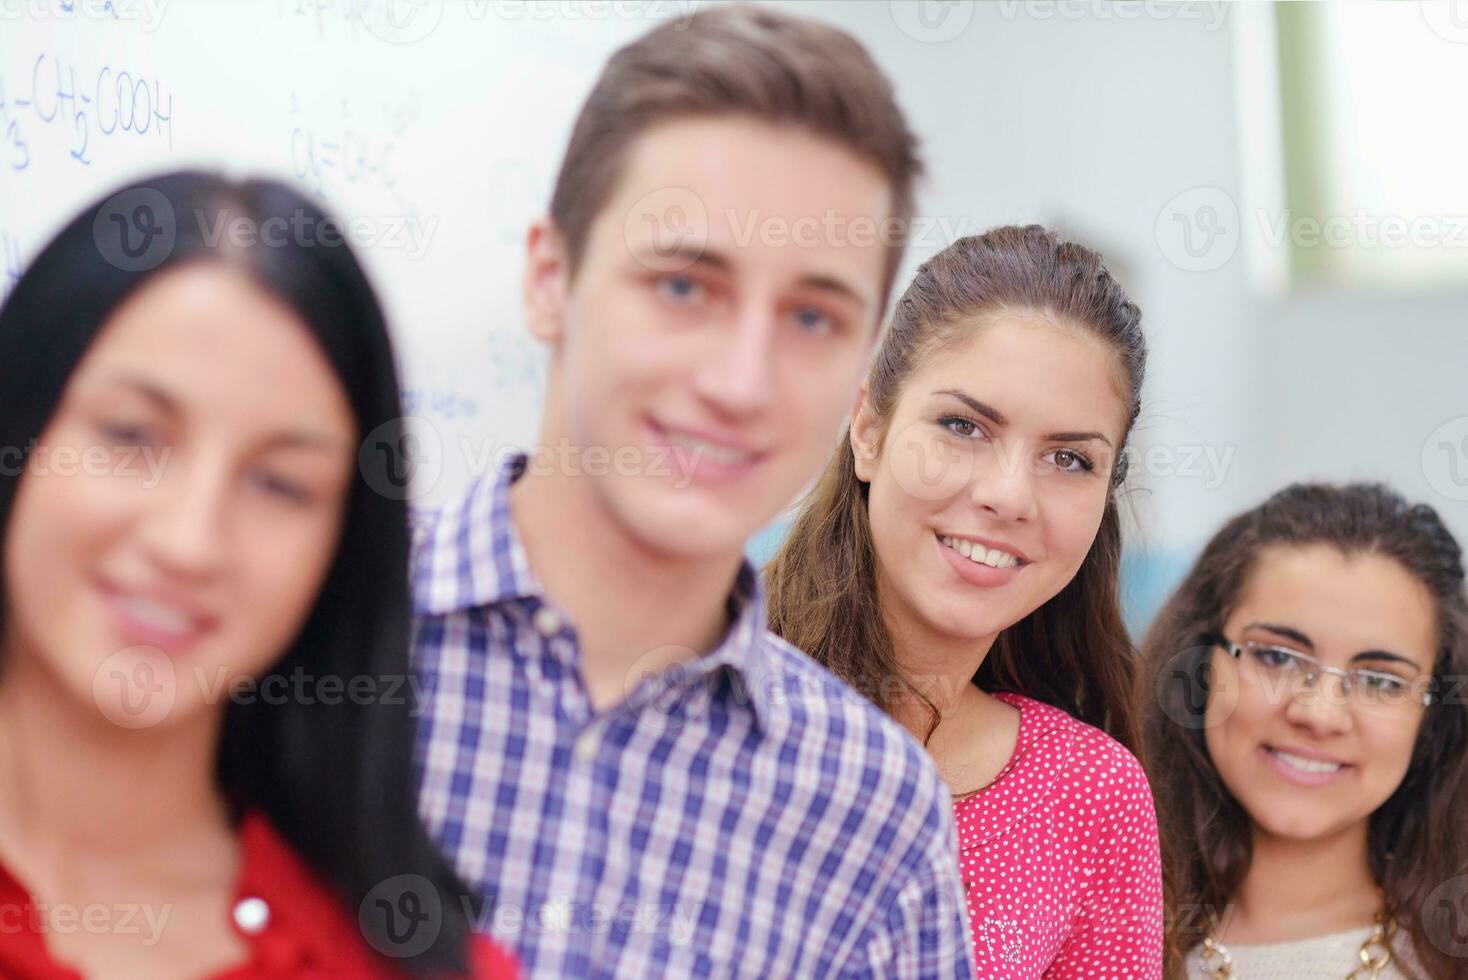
[526,115,893,559]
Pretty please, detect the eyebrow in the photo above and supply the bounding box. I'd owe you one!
[932,388,1113,446]
[633,244,874,315]
[98,373,348,454]
[1245,622,1422,671]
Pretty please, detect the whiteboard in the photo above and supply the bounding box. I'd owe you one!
[1,0,711,507]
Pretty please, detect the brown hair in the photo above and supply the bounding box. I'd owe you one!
[548,2,922,310]
[1139,483,1468,979]
[765,225,1147,752]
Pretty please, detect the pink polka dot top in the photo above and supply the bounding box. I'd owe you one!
[953,692,1164,979]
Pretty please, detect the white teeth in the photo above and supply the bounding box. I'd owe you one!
[1270,749,1344,775]
[665,432,754,465]
[115,595,198,635]
[939,535,1021,569]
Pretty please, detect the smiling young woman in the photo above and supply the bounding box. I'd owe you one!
[0,172,515,979]
[766,225,1162,978]
[1140,483,1468,979]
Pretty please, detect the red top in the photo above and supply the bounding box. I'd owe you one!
[0,811,518,979]
[953,692,1163,978]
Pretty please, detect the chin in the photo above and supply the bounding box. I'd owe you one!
[1250,803,1357,843]
[614,486,756,561]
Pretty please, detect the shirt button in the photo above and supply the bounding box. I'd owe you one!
[574,729,598,762]
[533,607,562,637]
[232,896,270,935]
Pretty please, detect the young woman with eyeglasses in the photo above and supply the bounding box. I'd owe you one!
[1140,483,1468,979]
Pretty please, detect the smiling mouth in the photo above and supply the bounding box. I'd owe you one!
[1265,746,1349,776]
[937,533,1025,570]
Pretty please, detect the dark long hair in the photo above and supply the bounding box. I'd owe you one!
[0,171,476,975]
[1139,483,1468,979]
[765,225,1147,751]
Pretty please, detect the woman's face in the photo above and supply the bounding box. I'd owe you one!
[852,312,1128,661]
[1204,545,1437,842]
[2,262,357,730]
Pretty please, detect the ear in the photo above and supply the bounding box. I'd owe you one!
[523,217,570,346]
[849,381,879,483]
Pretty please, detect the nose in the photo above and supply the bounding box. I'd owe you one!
[137,454,228,579]
[1283,670,1355,736]
[690,303,775,420]
[968,440,1038,523]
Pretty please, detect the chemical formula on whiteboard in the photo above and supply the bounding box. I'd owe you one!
[0,52,173,170]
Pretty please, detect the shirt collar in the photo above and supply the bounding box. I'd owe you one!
[413,451,778,730]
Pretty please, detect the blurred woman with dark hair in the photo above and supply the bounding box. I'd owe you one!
[1140,483,1468,978]
[0,172,516,978]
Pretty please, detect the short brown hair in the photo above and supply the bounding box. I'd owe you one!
[548,3,923,309]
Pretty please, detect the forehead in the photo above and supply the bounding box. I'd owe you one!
[595,115,893,303]
[1230,545,1438,670]
[910,314,1128,436]
[69,263,354,438]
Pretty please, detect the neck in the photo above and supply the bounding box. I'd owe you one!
[1224,821,1381,943]
[0,648,230,873]
[508,446,746,711]
[878,567,1000,737]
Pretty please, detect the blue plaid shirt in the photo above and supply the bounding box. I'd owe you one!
[412,453,974,978]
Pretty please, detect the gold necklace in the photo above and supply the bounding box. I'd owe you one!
[1199,912,1396,979]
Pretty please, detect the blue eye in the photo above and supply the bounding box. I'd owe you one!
[655,275,704,304]
[792,306,833,335]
